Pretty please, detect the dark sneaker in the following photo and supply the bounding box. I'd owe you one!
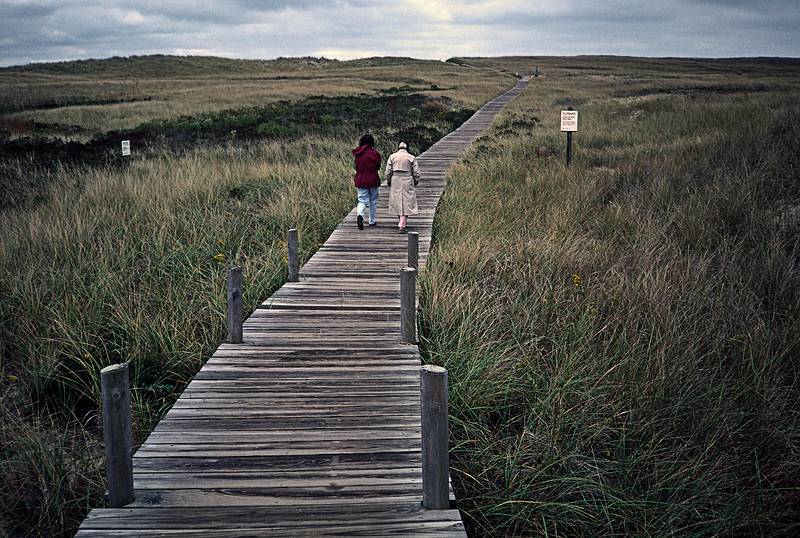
[399,227,407,234]
[357,215,364,230]
[369,222,377,227]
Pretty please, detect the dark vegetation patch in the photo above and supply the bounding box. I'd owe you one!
[378,83,451,94]
[0,138,128,211]
[0,93,473,212]
[136,93,470,147]
[552,96,588,107]
[615,83,773,98]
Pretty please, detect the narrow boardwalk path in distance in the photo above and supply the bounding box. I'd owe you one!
[77,79,527,536]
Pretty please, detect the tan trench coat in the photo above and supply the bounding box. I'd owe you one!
[384,149,421,216]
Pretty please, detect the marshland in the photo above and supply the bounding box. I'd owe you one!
[1,55,799,536]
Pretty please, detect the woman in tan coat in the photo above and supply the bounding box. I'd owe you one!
[384,142,421,233]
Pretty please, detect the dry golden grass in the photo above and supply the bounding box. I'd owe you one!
[421,56,800,536]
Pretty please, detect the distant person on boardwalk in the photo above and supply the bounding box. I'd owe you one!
[352,133,381,230]
[385,142,420,234]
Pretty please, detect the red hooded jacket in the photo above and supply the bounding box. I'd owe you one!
[352,145,381,188]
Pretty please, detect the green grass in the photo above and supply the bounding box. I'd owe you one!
[419,59,800,535]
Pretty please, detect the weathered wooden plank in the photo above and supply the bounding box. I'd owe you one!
[127,486,425,507]
[148,416,423,431]
[77,502,466,535]
[132,453,423,472]
[143,430,421,443]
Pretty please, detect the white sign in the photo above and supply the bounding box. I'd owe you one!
[560,110,578,132]
[121,140,131,156]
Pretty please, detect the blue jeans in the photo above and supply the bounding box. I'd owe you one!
[357,187,379,225]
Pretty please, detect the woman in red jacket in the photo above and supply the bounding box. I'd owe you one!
[352,133,382,230]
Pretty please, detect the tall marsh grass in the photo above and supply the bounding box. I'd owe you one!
[420,73,800,535]
[0,136,357,535]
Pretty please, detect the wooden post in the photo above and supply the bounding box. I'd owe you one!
[566,106,574,166]
[288,228,299,282]
[101,363,134,508]
[408,231,419,270]
[400,267,416,344]
[226,267,243,344]
[421,364,449,510]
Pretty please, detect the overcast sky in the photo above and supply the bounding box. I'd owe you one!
[1,0,798,66]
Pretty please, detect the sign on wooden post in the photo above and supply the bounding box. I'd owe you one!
[560,108,577,165]
[121,140,131,156]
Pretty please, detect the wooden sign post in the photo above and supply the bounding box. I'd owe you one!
[560,107,578,166]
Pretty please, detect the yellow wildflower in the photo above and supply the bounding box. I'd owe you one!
[7,375,18,382]
[572,273,582,288]
[212,253,226,263]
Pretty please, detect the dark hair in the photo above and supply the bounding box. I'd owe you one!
[359,133,375,147]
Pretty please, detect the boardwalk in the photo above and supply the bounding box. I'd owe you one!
[77,80,527,536]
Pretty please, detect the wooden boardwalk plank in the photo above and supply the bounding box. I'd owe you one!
[76,80,526,536]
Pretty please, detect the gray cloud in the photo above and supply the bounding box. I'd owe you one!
[0,2,57,18]
[0,0,797,67]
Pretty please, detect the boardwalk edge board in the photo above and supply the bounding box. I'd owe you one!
[77,79,527,536]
